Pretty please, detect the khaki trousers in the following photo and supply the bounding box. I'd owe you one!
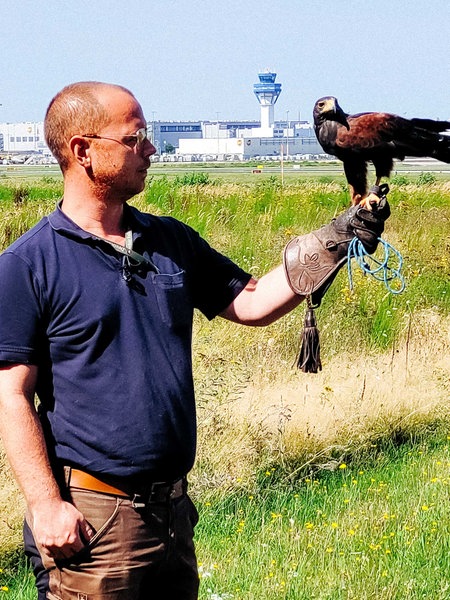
[25,487,200,599]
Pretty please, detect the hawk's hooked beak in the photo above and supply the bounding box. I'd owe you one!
[319,96,350,129]
[337,113,350,130]
[334,100,350,130]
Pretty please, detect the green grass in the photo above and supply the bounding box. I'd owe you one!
[0,172,448,378]
[0,167,449,598]
[138,176,450,357]
[2,435,450,599]
[0,550,35,598]
[193,435,450,599]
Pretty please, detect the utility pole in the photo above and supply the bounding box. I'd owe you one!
[286,110,289,158]
[216,112,220,158]
[151,111,157,149]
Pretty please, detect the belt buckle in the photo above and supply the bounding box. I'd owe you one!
[170,479,183,499]
[131,484,168,508]
[131,481,180,508]
[131,494,146,509]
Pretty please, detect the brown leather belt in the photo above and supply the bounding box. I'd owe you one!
[65,468,185,506]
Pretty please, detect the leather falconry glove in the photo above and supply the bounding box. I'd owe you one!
[284,186,391,372]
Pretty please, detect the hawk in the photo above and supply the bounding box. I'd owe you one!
[313,96,450,205]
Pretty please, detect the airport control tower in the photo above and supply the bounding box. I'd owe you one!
[253,71,281,133]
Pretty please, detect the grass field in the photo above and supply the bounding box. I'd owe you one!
[0,164,449,598]
[193,439,450,599]
[2,157,450,184]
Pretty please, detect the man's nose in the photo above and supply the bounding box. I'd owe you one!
[143,138,157,157]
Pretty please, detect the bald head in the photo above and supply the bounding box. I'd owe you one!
[44,81,136,172]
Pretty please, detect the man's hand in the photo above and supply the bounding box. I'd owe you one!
[0,364,95,561]
[284,189,390,301]
[30,497,94,560]
[348,195,391,254]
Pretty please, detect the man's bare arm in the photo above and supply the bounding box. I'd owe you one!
[0,364,93,559]
[220,265,304,326]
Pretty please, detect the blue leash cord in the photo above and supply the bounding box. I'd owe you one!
[347,237,405,294]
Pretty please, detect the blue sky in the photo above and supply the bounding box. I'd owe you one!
[1,0,449,124]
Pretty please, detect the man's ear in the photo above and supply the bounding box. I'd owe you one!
[69,135,92,168]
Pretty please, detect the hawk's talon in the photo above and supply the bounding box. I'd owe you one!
[358,192,381,210]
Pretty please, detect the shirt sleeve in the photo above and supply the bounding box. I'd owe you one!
[180,223,252,320]
[0,252,46,365]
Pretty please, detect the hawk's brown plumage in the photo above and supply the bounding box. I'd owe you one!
[313,96,450,204]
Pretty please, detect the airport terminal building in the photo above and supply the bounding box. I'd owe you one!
[152,73,323,160]
[1,72,324,163]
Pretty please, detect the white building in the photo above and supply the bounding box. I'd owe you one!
[174,71,324,160]
[0,121,48,154]
[177,130,322,160]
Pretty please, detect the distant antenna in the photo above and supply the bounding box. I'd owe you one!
[253,72,281,130]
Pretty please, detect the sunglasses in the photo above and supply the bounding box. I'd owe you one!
[82,127,148,149]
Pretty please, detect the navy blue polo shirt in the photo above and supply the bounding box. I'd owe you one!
[0,202,251,480]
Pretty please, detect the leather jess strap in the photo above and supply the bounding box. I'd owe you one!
[65,468,185,504]
[95,231,160,276]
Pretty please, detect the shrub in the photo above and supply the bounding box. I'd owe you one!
[417,171,437,185]
[173,172,212,186]
[12,184,30,204]
[391,174,410,186]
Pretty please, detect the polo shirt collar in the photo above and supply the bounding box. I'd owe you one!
[48,200,147,242]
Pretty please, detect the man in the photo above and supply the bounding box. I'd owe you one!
[0,82,389,599]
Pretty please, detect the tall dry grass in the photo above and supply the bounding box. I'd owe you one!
[191,311,450,496]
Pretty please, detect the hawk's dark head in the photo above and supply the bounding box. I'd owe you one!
[313,96,350,130]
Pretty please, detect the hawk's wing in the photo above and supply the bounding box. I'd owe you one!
[335,113,402,153]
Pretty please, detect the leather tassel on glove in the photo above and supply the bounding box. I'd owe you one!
[297,301,322,373]
[283,188,391,373]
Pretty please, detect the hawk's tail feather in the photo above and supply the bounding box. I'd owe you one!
[410,118,450,132]
[405,124,450,164]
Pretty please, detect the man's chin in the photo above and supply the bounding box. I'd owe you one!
[131,183,146,198]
